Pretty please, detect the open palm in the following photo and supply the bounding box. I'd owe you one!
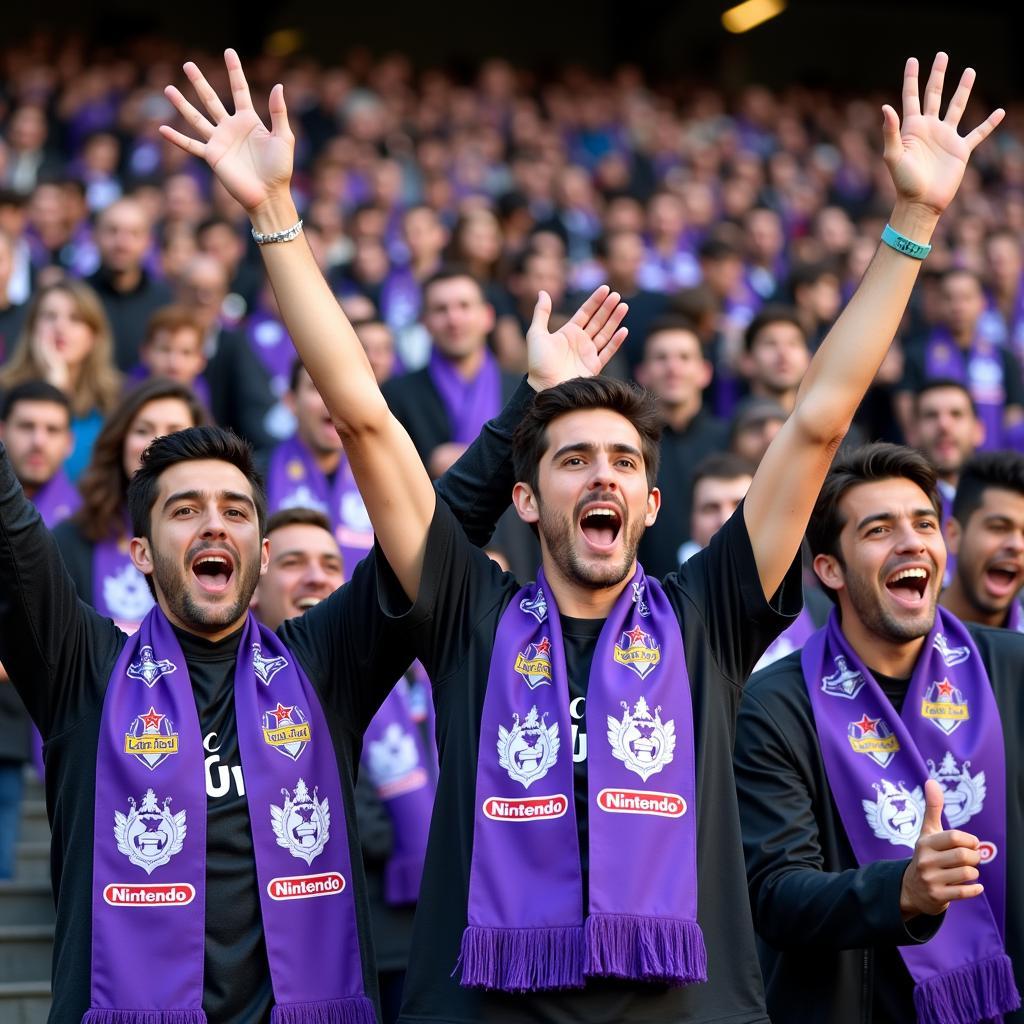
[160,50,294,213]
[883,54,1003,216]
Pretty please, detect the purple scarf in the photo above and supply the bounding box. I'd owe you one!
[924,329,1005,451]
[360,678,438,905]
[93,524,156,635]
[246,311,296,396]
[460,567,705,992]
[802,609,1019,1024]
[30,469,80,528]
[265,436,374,577]
[426,349,502,447]
[87,608,373,1024]
[1005,600,1024,634]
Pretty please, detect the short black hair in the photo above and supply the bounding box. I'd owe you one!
[807,443,940,604]
[690,452,757,498]
[0,380,71,422]
[743,305,807,353]
[421,265,487,304]
[913,378,978,417]
[266,506,333,536]
[641,315,702,357]
[126,426,268,541]
[951,451,1024,525]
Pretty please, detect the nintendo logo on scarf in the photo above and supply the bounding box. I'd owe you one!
[103,883,195,907]
[483,794,569,821]
[597,788,687,818]
[267,871,346,900]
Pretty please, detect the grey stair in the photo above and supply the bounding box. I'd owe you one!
[0,925,53,985]
[0,882,54,926]
[17,802,49,845]
[20,770,43,804]
[0,980,51,1024]
[13,844,49,883]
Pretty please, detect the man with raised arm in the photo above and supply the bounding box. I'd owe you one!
[162,50,1002,1024]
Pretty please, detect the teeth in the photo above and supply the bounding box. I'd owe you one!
[296,597,322,609]
[583,509,617,520]
[195,556,229,568]
[889,567,927,583]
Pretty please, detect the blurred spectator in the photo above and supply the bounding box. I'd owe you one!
[136,305,210,406]
[0,227,27,360]
[0,278,122,478]
[353,317,397,385]
[729,396,787,466]
[740,305,811,415]
[3,105,59,194]
[789,260,842,351]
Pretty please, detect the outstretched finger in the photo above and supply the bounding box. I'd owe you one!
[597,327,628,370]
[943,66,976,128]
[582,290,623,341]
[965,107,1005,152]
[881,104,903,167]
[592,301,629,352]
[902,57,921,119]
[922,52,948,119]
[182,61,229,123]
[268,83,291,139]
[568,284,611,330]
[158,124,207,160]
[224,47,254,113]
[164,85,215,141]
[529,290,553,337]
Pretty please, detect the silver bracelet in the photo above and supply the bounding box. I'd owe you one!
[251,219,304,245]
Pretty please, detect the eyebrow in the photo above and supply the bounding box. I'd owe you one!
[551,441,643,460]
[271,548,343,564]
[163,489,257,513]
[855,508,938,531]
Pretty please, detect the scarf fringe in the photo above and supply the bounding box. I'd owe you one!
[585,913,708,984]
[270,997,377,1024]
[912,952,1021,1024]
[83,1011,207,1024]
[457,924,585,991]
[384,852,426,906]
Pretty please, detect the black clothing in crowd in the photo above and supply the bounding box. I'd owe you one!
[87,266,174,372]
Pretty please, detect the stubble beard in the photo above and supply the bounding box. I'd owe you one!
[844,564,937,644]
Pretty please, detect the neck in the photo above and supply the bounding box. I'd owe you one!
[541,554,634,619]
[300,435,341,475]
[839,606,926,678]
[951,324,975,348]
[107,265,142,292]
[940,580,1006,629]
[750,380,796,413]
[443,345,486,380]
[20,480,40,500]
[661,396,700,432]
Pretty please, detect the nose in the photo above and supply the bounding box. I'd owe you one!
[893,518,927,553]
[200,508,229,538]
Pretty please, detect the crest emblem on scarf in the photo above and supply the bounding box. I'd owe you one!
[124,706,179,770]
[632,581,650,618]
[927,751,986,828]
[613,626,661,680]
[520,588,548,623]
[933,633,971,667]
[261,702,311,761]
[104,564,155,623]
[497,705,559,789]
[847,714,899,768]
[252,643,289,686]
[366,723,428,798]
[862,779,925,849]
[286,457,306,481]
[607,696,676,782]
[820,656,865,699]
[281,484,327,516]
[271,778,330,865]
[340,491,372,532]
[921,678,969,735]
[514,637,553,689]
[114,789,186,873]
[127,646,177,689]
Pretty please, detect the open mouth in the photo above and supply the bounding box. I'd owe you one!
[578,504,623,553]
[883,565,930,609]
[191,551,235,595]
[294,595,324,611]
[983,560,1022,599]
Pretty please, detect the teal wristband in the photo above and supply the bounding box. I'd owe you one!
[881,223,932,260]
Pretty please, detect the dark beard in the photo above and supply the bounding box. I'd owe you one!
[843,565,937,643]
[151,545,261,634]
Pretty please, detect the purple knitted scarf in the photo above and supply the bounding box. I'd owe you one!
[802,609,1019,1024]
[86,607,374,1024]
[460,566,706,992]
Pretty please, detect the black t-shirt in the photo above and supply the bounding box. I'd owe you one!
[380,498,802,1024]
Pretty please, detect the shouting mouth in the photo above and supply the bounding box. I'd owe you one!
[983,559,1023,600]
[883,564,930,610]
[190,550,235,596]
[578,503,623,554]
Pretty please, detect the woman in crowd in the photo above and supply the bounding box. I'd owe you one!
[52,377,207,633]
[0,279,122,479]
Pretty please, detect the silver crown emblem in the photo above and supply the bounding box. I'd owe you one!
[927,751,986,828]
[114,789,186,873]
[497,705,559,789]
[862,779,924,849]
[270,778,330,865]
[607,695,676,782]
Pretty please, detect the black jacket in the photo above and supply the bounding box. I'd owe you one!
[734,627,1024,1024]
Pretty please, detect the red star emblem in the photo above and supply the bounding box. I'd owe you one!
[853,714,879,735]
[936,679,955,698]
[535,638,551,655]
[625,625,647,645]
[139,707,164,731]
[270,702,294,726]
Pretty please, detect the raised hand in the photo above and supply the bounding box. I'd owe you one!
[899,779,984,919]
[526,285,628,392]
[882,52,1004,217]
[159,49,294,216]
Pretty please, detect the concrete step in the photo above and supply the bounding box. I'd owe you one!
[21,769,44,804]
[0,882,54,925]
[13,844,49,884]
[0,980,51,1024]
[0,925,53,985]
[17,802,49,845]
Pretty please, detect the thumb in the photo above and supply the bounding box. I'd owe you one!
[529,290,552,337]
[881,104,903,167]
[921,778,944,837]
[268,83,292,139]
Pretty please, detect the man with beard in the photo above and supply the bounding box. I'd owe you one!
[735,443,1024,1023]
[941,451,1024,632]
[159,49,1002,1024]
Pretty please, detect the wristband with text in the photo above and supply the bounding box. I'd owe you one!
[880,223,932,260]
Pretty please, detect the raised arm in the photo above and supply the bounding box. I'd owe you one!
[161,50,626,602]
[745,53,1003,598]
